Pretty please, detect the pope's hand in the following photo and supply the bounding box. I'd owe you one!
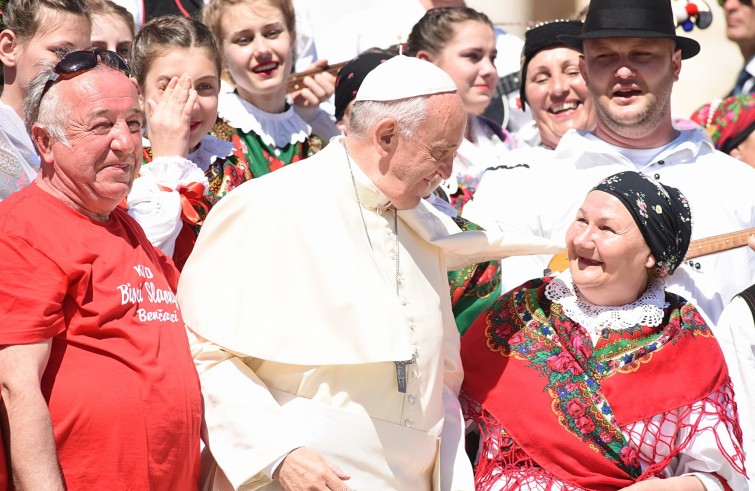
[274,447,351,490]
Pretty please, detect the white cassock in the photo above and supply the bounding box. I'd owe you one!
[177,137,563,491]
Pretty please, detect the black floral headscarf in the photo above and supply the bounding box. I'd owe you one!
[593,171,692,277]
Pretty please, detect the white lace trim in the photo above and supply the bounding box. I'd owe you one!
[217,91,311,148]
[545,270,668,334]
[189,134,235,172]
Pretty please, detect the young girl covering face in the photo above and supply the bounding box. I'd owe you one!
[127,15,244,270]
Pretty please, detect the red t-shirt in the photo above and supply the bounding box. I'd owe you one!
[0,184,201,490]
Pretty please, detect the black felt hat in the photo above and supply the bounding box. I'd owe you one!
[519,20,584,111]
[558,0,700,60]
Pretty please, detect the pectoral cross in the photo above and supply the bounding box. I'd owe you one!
[394,354,416,393]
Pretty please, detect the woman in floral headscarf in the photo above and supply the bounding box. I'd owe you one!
[691,95,755,168]
[461,171,747,490]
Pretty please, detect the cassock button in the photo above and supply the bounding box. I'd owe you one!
[654,173,661,179]
[657,160,665,165]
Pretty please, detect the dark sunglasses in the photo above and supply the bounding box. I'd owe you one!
[718,0,752,6]
[40,49,131,101]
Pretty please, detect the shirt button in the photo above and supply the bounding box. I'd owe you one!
[408,322,416,330]
[400,297,408,306]
[657,160,665,165]
[384,228,392,236]
[404,419,415,428]
[411,370,420,379]
[408,395,417,404]
[694,262,701,270]
[654,173,661,179]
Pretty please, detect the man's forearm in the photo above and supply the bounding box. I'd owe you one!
[2,388,64,490]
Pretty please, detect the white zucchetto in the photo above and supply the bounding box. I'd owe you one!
[354,55,458,103]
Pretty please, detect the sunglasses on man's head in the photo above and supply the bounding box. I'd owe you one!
[40,49,131,101]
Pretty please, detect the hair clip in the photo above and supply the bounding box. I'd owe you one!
[672,0,713,31]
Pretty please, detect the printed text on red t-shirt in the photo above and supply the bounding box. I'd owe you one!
[117,264,180,323]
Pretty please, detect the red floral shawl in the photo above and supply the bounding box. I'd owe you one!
[461,278,740,490]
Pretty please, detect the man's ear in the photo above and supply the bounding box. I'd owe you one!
[373,117,398,157]
[415,50,434,63]
[0,30,20,67]
[672,48,682,81]
[31,124,55,163]
[578,55,588,85]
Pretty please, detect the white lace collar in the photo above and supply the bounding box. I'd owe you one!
[217,91,311,149]
[545,270,668,336]
[188,134,235,172]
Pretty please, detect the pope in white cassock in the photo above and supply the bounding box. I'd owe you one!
[177,56,563,491]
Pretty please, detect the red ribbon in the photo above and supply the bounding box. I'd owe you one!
[159,182,208,226]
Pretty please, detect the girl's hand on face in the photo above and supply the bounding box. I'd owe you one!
[291,59,336,109]
[146,73,198,158]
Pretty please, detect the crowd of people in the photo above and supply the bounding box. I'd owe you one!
[0,0,752,490]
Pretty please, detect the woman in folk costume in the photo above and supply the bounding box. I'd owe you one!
[203,0,323,179]
[404,7,513,214]
[126,15,242,270]
[461,171,748,490]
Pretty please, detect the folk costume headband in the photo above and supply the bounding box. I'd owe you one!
[592,172,692,277]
